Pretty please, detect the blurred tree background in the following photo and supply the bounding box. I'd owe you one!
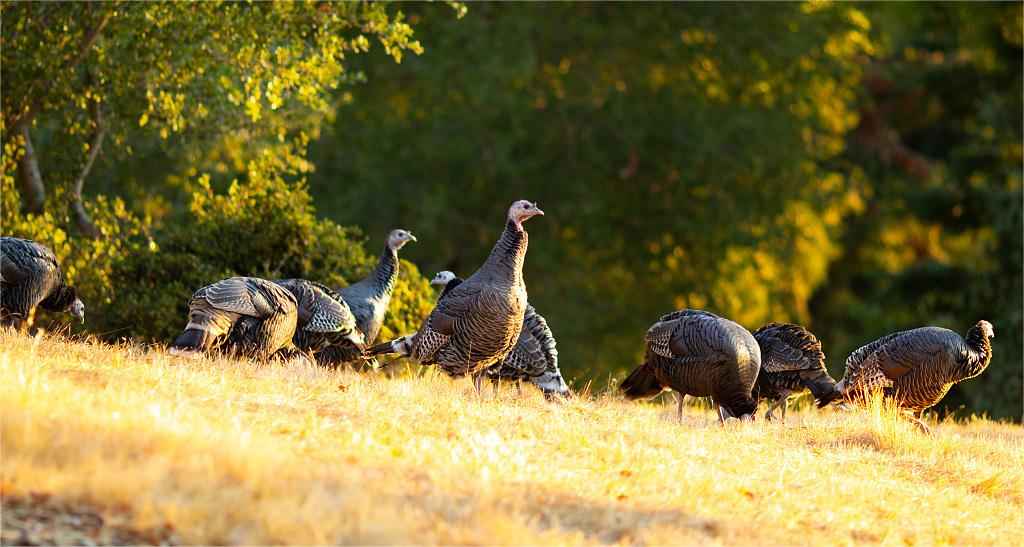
[2,2,1020,419]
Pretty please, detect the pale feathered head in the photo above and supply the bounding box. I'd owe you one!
[430,270,458,287]
[69,297,85,324]
[387,229,417,251]
[507,200,544,229]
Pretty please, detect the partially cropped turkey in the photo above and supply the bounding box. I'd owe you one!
[751,322,840,421]
[1,237,85,330]
[430,271,569,398]
[368,200,544,390]
[621,309,761,421]
[273,279,364,361]
[170,276,298,360]
[316,229,416,367]
[430,270,462,298]
[836,320,994,430]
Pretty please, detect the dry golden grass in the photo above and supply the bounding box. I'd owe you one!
[2,330,1022,545]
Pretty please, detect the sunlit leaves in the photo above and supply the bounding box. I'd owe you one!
[1,1,437,211]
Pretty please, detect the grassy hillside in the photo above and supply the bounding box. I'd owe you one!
[2,330,1022,545]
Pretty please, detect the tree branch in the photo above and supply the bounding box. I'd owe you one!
[15,121,46,214]
[6,8,113,136]
[69,98,106,238]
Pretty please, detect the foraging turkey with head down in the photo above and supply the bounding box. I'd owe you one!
[430,271,569,398]
[273,278,364,361]
[1,237,85,330]
[751,322,840,422]
[835,320,994,432]
[368,200,544,391]
[621,309,760,422]
[170,276,298,360]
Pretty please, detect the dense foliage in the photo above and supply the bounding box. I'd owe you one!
[1,3,1019,418]
[309,3,1021,418]
[312,2,870,379]
[812,3,1023,417]
[1,1,441,342]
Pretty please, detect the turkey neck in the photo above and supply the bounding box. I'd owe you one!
[960,325,993,380]
[40,282,73,311]
[482,220,528,285]
[800,368,840,406]
[370,245,400,298]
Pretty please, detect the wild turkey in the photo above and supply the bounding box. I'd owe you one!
[430,270,462,297]
[835,320,994,430]
[1,237,85,330]
[338,229,417,343]
[316,229,416,367]
[751,322,840,422]
[487,303,569,398]
[170,276,298,360]
[368,200,544,390]
[273,278,364,360]
[621,309,761,422]
[431,271,569,398]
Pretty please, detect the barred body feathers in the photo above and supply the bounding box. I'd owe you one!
[369,201,543,383]
[751,322,839,421]
[170,276,298,360]
[428,271,569,398]
[1,237,84,329]
[622,309,761,421]
[837,321,994,417]
[335,229,416,346]
[275,279,364,363]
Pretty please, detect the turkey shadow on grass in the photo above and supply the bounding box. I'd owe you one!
[393,484,723,544]
[523,493,722,543]
[1,493,179,546]
[8,425,727,544]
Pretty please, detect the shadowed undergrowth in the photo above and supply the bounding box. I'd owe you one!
[1,331,1022,545]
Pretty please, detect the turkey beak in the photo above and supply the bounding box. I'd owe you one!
[408,233,417,243]
[532,206,544,218]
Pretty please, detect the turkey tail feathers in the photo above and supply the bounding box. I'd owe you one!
[171,328,212,354]
[620,363,662,399]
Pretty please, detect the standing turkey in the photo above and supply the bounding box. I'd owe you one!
[316,229,416,366]
[273,279,364,361]
[339,229,417,343]
[835,320,994,431]
[751,322,840,422]
[621,309,761,422]
[368,200,544,391]
[430,270,570,398]
[1,237,85,330]
[170,276,298,360]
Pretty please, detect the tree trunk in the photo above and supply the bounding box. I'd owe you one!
[15,121,46,214]
[69,99,105,239]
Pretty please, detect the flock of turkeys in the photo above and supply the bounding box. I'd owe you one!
[1,199,995,430]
